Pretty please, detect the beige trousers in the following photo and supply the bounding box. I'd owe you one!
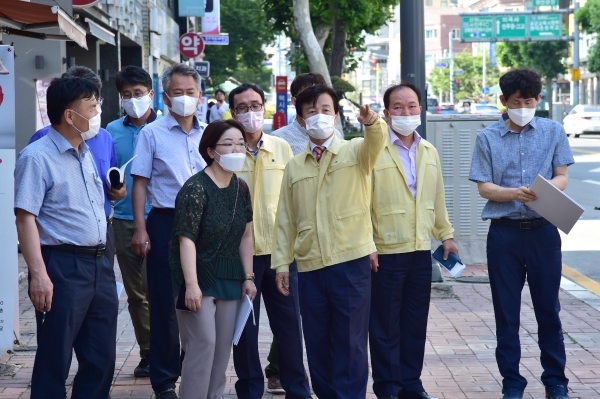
[176,296,237,399]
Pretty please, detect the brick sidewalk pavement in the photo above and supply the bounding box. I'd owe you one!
[2,257,600,398]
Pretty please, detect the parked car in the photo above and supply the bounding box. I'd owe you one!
[427,97,439,112]
[343,108,358,124]
[562,104,600,138]
[471,104,502,115]
[438,103,458,114]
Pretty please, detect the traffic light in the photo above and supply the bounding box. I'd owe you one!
[455,79,460,91]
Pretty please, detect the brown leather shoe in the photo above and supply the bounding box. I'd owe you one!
[266,374,286,394]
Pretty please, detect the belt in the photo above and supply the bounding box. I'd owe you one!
[490,218,550,230]
[43,244,106,257]
[152,207,175,217]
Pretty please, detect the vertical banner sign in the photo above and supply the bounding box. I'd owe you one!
[274,76,288,130]
[201,0,220,34]
[196,96,209,124]
[35,79,52,131]
[0,45,18,354]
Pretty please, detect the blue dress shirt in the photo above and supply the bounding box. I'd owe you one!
[469,115,574,220]
[16,127,107,246]
[29,126,117,219]
[106,110,160,220]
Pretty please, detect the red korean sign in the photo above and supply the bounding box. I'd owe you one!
[275,76,287,93]
[73,0,102,8]
[273,111,286,131]
[179,33,205,59]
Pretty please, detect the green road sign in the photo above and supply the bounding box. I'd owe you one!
[533,0,558,6]
[461,16,494,40]
[496,14,527,39]
[530,14,562,37]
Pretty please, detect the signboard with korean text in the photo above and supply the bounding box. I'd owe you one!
[460,13,564,42]
[194,61,210,77]
[202,0,220,34]
[533,0,558,6]
[275,76,288,126]
[179,33,204,59]
[461,16,494,40]
[202,35,229,45]
[496,14,527,39]
[0,45,18,354]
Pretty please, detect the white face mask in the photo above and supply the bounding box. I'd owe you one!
[506,107,536,127]
[390,114,421,136]
[71,110,101,140]
[166,94,198,117]
[122,94,152,119]
[304,113,335,140]
[236,111,264,133]
[214,151,246,173]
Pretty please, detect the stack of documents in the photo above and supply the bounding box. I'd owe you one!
[233,294,255,345]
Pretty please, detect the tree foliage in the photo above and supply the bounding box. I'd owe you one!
[201,0,275,88]
[428,51,500,101]
[261,0,398,76]
[576,0,600,72]
[495,41,568,78]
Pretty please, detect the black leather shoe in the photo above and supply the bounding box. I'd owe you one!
[155,389,178,399]
[502,387,524,399]
[134,354,150,378]
[379,396,399,399]
[545,385,570,399]
[401,392,437,399]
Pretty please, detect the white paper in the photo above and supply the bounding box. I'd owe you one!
[527,175,585,234]
[233,294,255,345]
[446,261,466,278]
[116,282,124,299]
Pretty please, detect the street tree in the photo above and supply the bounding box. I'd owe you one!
[576,0,600,73]
[202,0,275,88]
[496,41,568,118]
[428,51,500,102]
[262,0,398,78]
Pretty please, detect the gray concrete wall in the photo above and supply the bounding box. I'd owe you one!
[12,36,66,154]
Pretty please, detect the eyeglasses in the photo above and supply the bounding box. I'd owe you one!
[233,103,263,114]
[216,143,246,149]
[121,91,149,101]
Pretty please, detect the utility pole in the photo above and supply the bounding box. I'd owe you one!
[400,0,427,138]
[482,42,486,96]
[573,0,580,106]
[449,30,454,104]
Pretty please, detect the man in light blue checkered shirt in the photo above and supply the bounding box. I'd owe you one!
[469,69,574,399]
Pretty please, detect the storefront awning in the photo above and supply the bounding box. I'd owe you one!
[85,18,115,46]
[0,0,87,49]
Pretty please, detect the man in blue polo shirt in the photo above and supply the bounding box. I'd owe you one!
[29,66,126,268]
[107,65,161,378]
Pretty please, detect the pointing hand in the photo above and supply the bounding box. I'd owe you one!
[357,104,378,126]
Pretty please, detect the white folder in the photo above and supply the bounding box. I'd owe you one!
[233,294,255,345]
[527,175,585,234]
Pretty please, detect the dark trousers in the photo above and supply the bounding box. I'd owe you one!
[487,223,568,391]
[30,247,118,399]
[298,256,371,399]
[369,251,432,398]
[147,209,180,393]
[106,220,115,268]
[233,256,310,399]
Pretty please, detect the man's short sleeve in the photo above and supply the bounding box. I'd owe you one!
[469,133,493,183]
[130,127,154,178]
[14,154,46,216]
[552,126,575,168]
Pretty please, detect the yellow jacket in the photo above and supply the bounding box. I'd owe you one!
[371,132,453,254]
[237,134,294,256]
[271,118,387,273]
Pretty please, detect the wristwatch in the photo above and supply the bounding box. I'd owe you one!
[244,273,255,282]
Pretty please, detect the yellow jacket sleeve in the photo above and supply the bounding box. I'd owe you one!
[357,118,387,175]
[271,166,296,273]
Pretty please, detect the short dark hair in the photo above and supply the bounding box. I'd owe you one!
[294,84,339,118]
[499,68,542,100]
[383,82,422,109]
[47,76,99,125]
[115,65,153,92]
[290,73,327,97]
[199,119,247,166]
[63,66,102,91]
[463,101,471,106]
[215,89,226,96]
[228,83,266,109]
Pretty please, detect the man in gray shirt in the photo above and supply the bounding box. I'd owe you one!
[469,69,574,399]
[131,64,207,399]
[271,73,343,155]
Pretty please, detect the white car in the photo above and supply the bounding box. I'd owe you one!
[563,104,600,138]
[343,108,358,124]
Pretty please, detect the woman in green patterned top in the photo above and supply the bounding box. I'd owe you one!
[169,119,257,399]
